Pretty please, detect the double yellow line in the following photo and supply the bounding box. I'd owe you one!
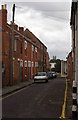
[59,78,68,119]
[0,84,33,101]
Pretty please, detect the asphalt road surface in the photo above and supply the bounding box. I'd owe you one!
[2,77,66,118]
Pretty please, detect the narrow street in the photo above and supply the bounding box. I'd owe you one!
[2,77,66,118]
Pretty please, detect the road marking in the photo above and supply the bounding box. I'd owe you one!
[59,78,67,119]
[0,84,33,101]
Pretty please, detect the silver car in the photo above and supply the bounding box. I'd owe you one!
[34,72,48,83]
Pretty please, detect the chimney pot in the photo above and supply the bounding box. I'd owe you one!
[4,4,7,10]
[10,21,13,25]
[10,21,15,25]
[19,27,24,32]
[2,5,4,9]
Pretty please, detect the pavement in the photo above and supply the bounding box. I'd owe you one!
[1,79,34,97]
[65,78,78,119]
[65,79,72,119]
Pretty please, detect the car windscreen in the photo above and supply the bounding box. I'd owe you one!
[36,72,46,76]
[52,72,55,74]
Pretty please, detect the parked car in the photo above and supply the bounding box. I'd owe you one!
[52,71,57,78]
[34,72,48,83]
[47,72,53,79]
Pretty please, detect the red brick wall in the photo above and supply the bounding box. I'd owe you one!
[0,8,7,29]
[2,30,10,86]
[46,52,51,71]
[67,52,73,86]
[1,5,45,87]
[24,29,47,72]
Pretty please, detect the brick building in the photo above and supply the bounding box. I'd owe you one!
[0,4,48,87]
[24,28,47,72]
[0,4,39,87]
[66,51,73,86]
[46,52,51,71]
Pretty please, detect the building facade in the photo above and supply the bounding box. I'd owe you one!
[61,60,67,76]
[24,28,47,72]
[46,52,51,71]
[66,51,73,86]
[0,4,48,87]
[70,1,78,118]
[70,1,78,102]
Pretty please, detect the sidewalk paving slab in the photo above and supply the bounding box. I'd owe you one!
[0,79,34,97]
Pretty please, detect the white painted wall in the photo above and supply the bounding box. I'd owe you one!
[50,63,56,68]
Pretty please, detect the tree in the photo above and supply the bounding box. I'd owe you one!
[55,59,61,73]
[50,59,56,63]
[51,68,55,71]
[47,68,50,72]
[50,58,61,72]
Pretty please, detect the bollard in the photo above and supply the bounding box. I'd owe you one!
[72,80,77,118]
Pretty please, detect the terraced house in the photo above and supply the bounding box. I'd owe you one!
[0,4,48,87]
[24,29,47,72]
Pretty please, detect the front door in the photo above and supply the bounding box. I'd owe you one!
[20,66,23,82]
[18,61,20,83]
[2,62,6,87]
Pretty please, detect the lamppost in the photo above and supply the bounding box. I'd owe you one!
[10,4,15,86]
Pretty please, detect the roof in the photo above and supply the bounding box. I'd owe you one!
[25,28,47,49]
[6,24,39,48]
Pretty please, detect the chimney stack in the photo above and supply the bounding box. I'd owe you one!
[2,5,4,9]
[19,27,24,32]
[1,4,7,10]
[10,21,18,30]
[0,4,7,28]
[4,4,7,10]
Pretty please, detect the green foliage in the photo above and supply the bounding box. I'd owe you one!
[51,68,55,71]
[55,60,61,72]
[50,59,56,63]
[47,68,50,72]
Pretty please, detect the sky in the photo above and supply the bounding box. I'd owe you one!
[1,0,72,60]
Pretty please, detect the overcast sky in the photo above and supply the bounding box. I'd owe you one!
[1,0,72,60]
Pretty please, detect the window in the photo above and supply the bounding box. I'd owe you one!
[35,47,37,52]
[25,49,27,57]
[25,41,27,49]
[31,45,34,58]
[20,60,23,67]
[35,62,38,67]
[24,60,27,77]
[25,41,27,57]
[24,60,27,68]
[32,61,33,67]
[28,61,31,67]
[35,62,36,67]
[35,47,37,59]
[32,45,34,51]
[14,40,17,51]
[20,43,22,54]
[36,62,38,67]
